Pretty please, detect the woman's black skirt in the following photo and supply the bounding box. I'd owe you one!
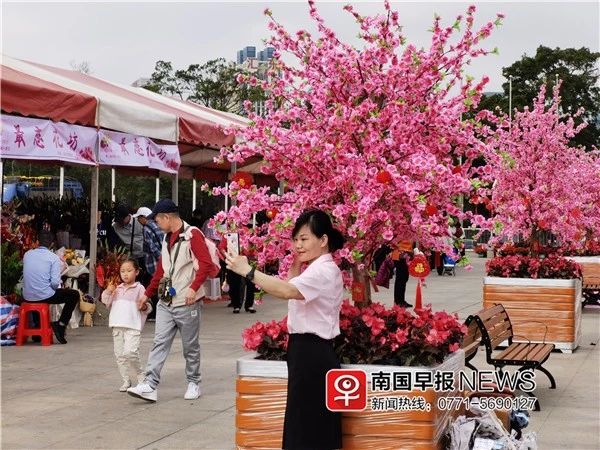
[282,333,342,450]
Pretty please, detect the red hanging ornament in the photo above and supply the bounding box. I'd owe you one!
[266,208,278,219]
[451,165,462,174]
[408,255,430,309]
[376,170,392,184]
[424,203,438,217]
[231,171,254,189]
[408,255,431,278]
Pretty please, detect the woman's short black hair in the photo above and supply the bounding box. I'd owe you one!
[292,209,345,252]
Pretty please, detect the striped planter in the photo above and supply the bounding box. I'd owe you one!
[236,350,465,450]
[483,277,582,353]
[567,256,600,289]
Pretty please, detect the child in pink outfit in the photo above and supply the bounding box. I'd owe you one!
[101,258,152,392]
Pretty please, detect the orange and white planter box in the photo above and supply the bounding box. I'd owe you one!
[483,277,582,353]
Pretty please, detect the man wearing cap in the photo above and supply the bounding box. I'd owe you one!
[133,207,164,321]
[112,204,145,263]
[127,199,213,402]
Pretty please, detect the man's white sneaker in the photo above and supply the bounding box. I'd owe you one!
[119,381,131,392]
[184,382,201,400]
[127,382,157,402]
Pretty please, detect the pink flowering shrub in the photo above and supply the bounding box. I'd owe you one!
[243,302,466,366]
[242,317,289,360]
[486,254,582,279]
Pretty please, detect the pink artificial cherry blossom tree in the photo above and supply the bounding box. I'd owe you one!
[211,1,502,303]
[479,83,600,256]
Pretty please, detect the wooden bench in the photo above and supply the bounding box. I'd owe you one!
[461,319,481,371]
[465,304,556,411]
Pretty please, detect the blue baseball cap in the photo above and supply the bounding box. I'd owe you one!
[147,199,179,220]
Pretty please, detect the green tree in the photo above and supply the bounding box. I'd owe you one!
[144,58,267,116]
[479,46,600,149]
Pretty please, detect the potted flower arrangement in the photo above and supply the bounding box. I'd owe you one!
[236,302,466,449]
[477,85,599,353]
[473,244,488,258]
[1,202,38,301]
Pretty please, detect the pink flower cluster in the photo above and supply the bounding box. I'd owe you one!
[242,317,289,360]
[486,254,582,279]
[243,301,466,367]
[337,301,466,366]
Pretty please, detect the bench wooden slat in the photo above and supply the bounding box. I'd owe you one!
[487,319,512,339]
[512,343,536,361]
[527,344,553,362]
[477,304,506,322]
[496,342,553,363]
[490,330,512,350]
[496,342,526,360]
[482,313,510,332]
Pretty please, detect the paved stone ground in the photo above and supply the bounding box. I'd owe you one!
[2,255,599,449]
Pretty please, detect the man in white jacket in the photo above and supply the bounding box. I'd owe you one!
[127,199,213,402]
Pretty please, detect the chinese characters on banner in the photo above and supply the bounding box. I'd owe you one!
[1,115,97,165]
[1,115,181,174]
[98,129,180,174]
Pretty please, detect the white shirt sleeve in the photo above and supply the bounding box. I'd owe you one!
[289,264,332,303]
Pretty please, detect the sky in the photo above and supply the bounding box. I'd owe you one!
[2,1,599,92]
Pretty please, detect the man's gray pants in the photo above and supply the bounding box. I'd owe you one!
[144,301,201,389]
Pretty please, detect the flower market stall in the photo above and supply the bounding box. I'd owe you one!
[1,55,268,302]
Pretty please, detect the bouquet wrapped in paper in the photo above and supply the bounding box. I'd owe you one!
[56,247,89,278]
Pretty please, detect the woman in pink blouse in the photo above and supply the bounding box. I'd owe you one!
[226,209,345,450]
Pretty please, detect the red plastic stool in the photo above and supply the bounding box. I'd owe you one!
[15,302,53,346]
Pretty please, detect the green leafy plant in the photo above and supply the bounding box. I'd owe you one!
[1,242,23,296]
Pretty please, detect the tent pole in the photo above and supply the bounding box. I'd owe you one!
[0,159,4,208]
[192,178,197,211]
[172,173,179,205]
[59,166,65,199]
[155,175,160,202]
[111,168,116,203]
[88,141,100,298]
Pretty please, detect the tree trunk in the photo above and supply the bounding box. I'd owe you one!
[530,227,541,258]
[351,265,372,306]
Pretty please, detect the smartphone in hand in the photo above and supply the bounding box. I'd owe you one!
[226,233,240,258]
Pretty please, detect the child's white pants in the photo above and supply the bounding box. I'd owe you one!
[112,327,143,383]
